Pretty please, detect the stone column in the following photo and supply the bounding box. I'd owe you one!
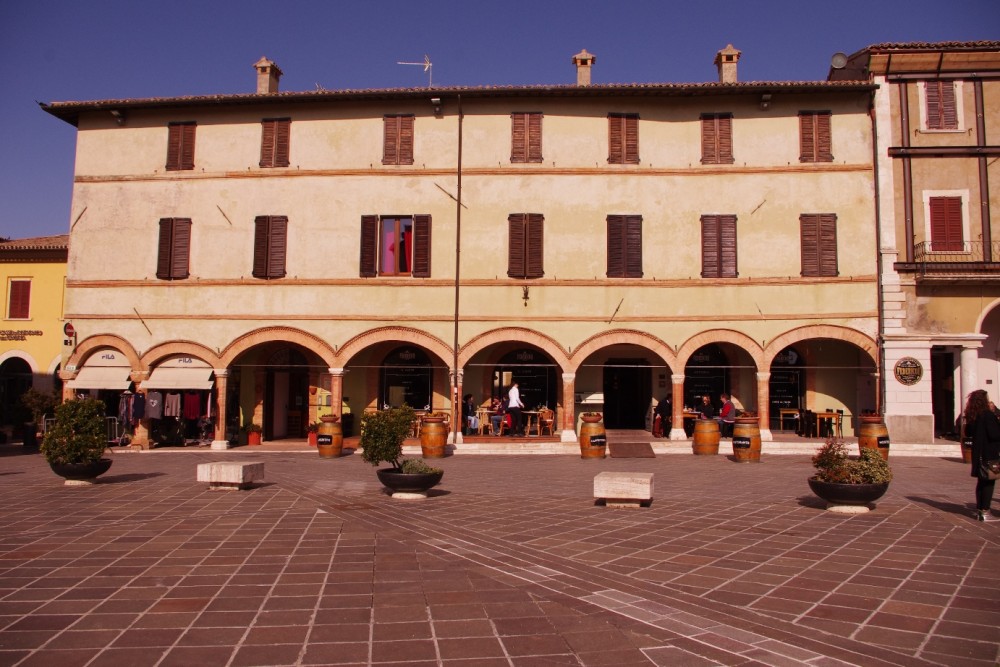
[328,368,344,419]
[59,370,75,402]
[130,371,149,449]
[560,373,577,442]
[960,346,980,406]
[211,369,229,450]
[669,374,686,440]
[756,371,773,441]
[449,368,463,445]
[253,370,265,437]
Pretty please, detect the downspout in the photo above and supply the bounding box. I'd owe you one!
[870,90,886,415]
[451,94,464,446]
[975,79,992,260]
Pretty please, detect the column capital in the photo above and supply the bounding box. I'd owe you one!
[561,372,576,382]
[671,374,685,383]
[327,367,344,376]
[756,372,771,381]
[213,369,229,378]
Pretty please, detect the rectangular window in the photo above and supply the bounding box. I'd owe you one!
[6,279,30,319]
[929,196,964,252]
[800,214,838,277]
[799,111,833,163]
[701,214,738,278]
[165,122,196,171]
[701,113,734,165]
[925,81,959,130]
[607,215,643,278]
[252,215,288,279]
[511,112,543,163]
[359,215,431,277]
[608,113,639,164]
[156,218,192,280]
[260,118,291,168]
[382,115,415,165]
[507,213,544,279]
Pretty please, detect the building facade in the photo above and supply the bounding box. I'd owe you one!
[42,48,880,448]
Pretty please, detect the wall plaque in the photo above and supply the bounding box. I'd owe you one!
[893,357,923,386]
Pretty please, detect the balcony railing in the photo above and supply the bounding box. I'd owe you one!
[907,241,1000,279]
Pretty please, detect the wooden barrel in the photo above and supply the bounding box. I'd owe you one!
[692,419,720,455]
[420,420,447,458]
[732,418,761,462]
[961,436,973,464]
[579,421,607,459]
[317,417,343,459]
[858,418,890,461]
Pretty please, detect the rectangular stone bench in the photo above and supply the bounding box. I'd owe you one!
[594,471,653,508]
[196,461,264,491]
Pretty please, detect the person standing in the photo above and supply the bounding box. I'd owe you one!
[718,393,736,437]
[507,383,524,437]
[964,389,1000,522]
[653,395,671,437]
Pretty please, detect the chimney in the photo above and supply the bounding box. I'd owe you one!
[572,49,596,86]
[254,57,283,94]
[714,44,741,83]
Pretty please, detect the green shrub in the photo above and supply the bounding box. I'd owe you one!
[812,439,892,484]
[359,405,415,469]
[18,387,59,424]
[40,398,108,465]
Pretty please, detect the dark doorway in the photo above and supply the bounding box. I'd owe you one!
[0,358,32,426]
[264,347,310,440]
[603,359,651,429]
[380,346,432,410]
[931,347,957,437]
[684,344,729,412]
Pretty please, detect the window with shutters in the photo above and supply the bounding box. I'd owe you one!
[507,214,544,279]
[156,218,192,280]
[6,279,30,320]
[607,113,639,164]
[382,115,415,165]
[606,215,643,278]
[923,81,960,131]
[700,113,734,165]
[510,112,543,163]
[260,118,291,168]
[928,196,964,252]
[252,216,288,280]
[358,215,431,277]
[800,214,838,277]
[165,122,196,171]
[701,214,738,278]
[799,111,833,163]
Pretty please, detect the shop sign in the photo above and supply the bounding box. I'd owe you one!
[893,357,923,386]
[0,329,42,341]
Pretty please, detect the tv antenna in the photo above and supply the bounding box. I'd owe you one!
[397,55,433,87]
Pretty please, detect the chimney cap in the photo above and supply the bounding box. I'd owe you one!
[572,49,596,65]
[254,56,283,76]
[714,44,741,66]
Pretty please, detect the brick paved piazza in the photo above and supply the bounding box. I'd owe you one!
[1,445,998,666]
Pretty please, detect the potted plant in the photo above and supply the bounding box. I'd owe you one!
[579,412,606,459]
[360,405,443,497]
[40,397,113,484]
[808,438,893,509]
[17,387,58,449]
[242,421,262,446]
[306,421,320,447]
[581,411,603,423]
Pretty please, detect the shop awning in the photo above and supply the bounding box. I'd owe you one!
[67,367,132,390]
[144,367,214,390]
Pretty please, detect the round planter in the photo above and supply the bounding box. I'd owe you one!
[692,419,720,455]
[317,416,343,459]
[49,458,113,485]
[808,477,889,506]
[732,418,761,462]
[376,468,443,494]
[580,414,603,423]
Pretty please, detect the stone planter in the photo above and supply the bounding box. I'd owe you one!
[808,477,889,508]
[376,468,443,497]
[49,458,113,486]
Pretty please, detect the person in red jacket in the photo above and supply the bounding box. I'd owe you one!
[719,393,736,437]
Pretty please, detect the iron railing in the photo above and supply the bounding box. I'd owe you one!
[913,240,1000,263]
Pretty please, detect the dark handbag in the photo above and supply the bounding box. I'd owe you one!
[981,459,1000,481]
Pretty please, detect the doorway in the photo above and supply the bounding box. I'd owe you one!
[603,359,650,429]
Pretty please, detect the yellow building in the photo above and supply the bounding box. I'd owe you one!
[42,47,881,448]
[0,235,68,430]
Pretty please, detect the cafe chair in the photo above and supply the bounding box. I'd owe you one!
[538,408,555,436]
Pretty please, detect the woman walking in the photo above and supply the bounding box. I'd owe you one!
[964,389,1000,521]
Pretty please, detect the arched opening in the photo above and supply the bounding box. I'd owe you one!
[0,358,32,427]
[380,346,432,410]
[492,348,557,411]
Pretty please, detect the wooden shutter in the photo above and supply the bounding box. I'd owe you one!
[607,215,624,277]
[8,280,30,319]
[800,112,833,162]
[607,215,642,277]
[157,218,174,279]
[625,215,643,277]
[702,214,737,278]
[701,114,734,165]
[260,118,290,168]
[527,113,542,162]
[411,215,431,277]
[383,115,414,165]
[252,216,287,279]
[926,81,958,130]
[359,215,378,277]
[511,113,542,163]
[157,218,191,280]
[929,197,963,252]
[525,213,544,278]
[507,214,526,278]
[608,115,623,164]
[800,214,838,277]
[166,122,195,170]
[608,114,638,164]
[719,215,737,277]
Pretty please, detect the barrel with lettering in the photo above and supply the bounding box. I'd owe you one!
[858,416,889,461]
[317,416,343,459]
[732,417,761,462]
[692,419,720,455]
[961,436,973,464]
[420,418,447,458]
[579,421,607,459]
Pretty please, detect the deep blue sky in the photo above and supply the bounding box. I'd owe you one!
[2,0,997,240]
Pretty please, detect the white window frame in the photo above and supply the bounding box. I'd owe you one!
[917,80,964,133]
[922,190,970,253]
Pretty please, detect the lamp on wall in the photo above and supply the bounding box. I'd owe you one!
[430,97,442,116]
[109,109,126,125]
[522,285,530,307]
[759,94,772,111]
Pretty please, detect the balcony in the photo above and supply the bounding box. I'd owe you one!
[896,241,1000,283]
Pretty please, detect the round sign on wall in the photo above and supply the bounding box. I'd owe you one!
[893,357,923,386]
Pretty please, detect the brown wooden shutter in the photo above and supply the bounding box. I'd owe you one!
[800,215,820,276]
[260,118,290,168]
[608,114,638,164]
[818,214,838,276]
[507,214,526,278]
[719,214,737,277]
[929,197,963,251]
[702,214,737,277]
[382,116,398,165]
[398,115,414,164]
[624,115,639,164]
[816,113,833,161]
[166,122,195,170]
[156,218,191,280]
[607,215,642,278]
[8,280,30,319]
[157,218,174,279]
[717,114,733,164]
[926,81,958,130]
[252,216,287,279]
[411,215,431,277]
[525,213,544,278]
[625,215,643,277]
[607,215,624,277]
[701,114,733,164]
[800,112,833,162]
[253,217,269,278]
[800,214,838,277]
[359,215,378,277]
[527,113,542,162]
[511,113,526,163]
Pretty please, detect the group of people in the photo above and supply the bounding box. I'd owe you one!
[460,382,527,437]
[654,393,738,437]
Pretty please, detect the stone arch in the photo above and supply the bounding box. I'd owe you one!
[458,328,569,370]
[67,334,142,372]
[141,341,222,369]
[0,350,39,374]
[568,329,677,373]
[336,327,452,367]
[677,329,764,369]
[763,325,877,368]
[974,297,1000,335]
[219,327,336,368]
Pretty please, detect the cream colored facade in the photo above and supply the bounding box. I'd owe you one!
[834,41,1000,442]
[44,48,881,448]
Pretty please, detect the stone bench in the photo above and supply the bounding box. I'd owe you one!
[196,461,264,491]
[594,471,653,508]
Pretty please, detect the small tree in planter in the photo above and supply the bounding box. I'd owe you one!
[809,438,892,509]
[41,398,113,483]
[360,405,442,495]
[242,421,262,445]
[18,387,58,447]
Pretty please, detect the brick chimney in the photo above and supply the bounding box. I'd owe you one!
[714,44,741,83]
[254,57,283,94]
[572,49,596,86]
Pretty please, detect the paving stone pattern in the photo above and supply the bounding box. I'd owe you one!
[0,445,998,666]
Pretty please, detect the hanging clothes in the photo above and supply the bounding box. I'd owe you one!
[146,391,163,420]
[165,392,182,418]
[183,391,201,420]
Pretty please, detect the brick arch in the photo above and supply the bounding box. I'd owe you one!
[763,325,877,368]
[568,329,677,373]
[0,350,39,374]
[458,328,569,370]
[67,334,141,372]
[219,327,336,368]
[677,330,764,370]
[335,327,452,367]
[141,341,222,369]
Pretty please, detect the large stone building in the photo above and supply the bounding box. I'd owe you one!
[42,47,880,448]
[832,41,1000,442]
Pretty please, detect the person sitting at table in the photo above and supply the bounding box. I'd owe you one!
[698,395,716,420]
[490,397,508,435]
[718,393,736,437]
[652,394,671,437]
[462,393,478,435]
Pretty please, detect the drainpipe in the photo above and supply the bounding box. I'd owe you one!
[451,94,464,446]
[870,91,886,415]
